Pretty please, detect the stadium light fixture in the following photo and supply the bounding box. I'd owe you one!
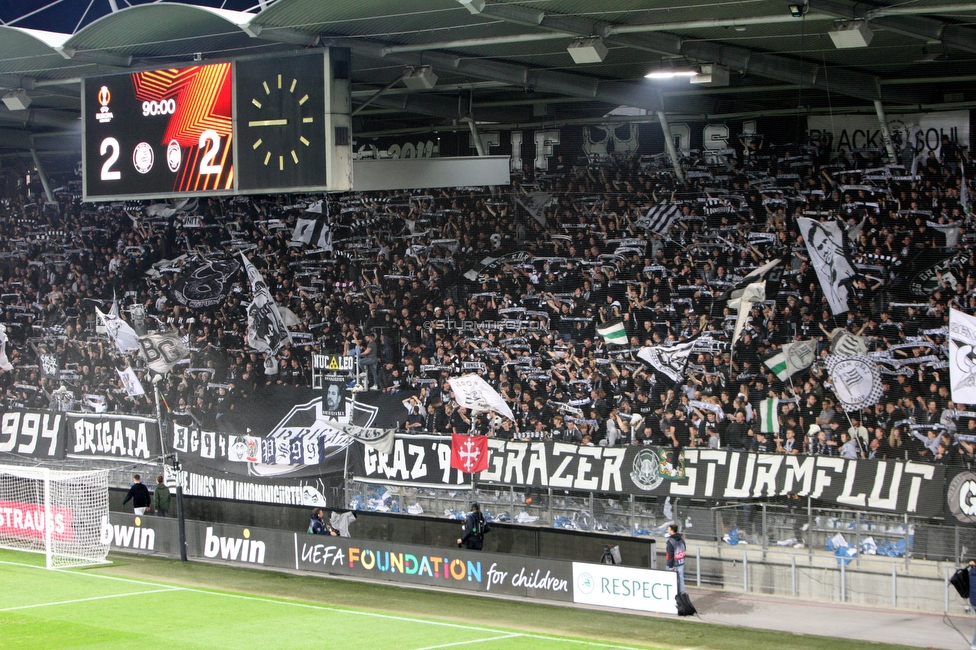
[829,20,874,48]
[567,37,608,64]
[645,70,697,80]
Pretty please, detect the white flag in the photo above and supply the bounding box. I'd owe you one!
[241,253,292,354]
[116,367,145,397]
[730,281,765,353]
[291,217,317,244]
[516,192,552,227]
[829,328,869,356]
[637,339,697,384]
[950,308,976,405]
[330,421,395,455]
[95,306,140,353]
[138,331,190,374]
[797,217,856,316]
[448,374,515,421]
[764,339,818,381]
[0,324,13,372]
[825,355,884,411]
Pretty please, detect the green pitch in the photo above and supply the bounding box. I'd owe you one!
[0,548,912,650]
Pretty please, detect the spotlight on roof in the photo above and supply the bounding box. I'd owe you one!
[567,37,608,64]
[829,20,874,48]
[457,0,485,14]
[2,90,31,111]
[690,64,729,87]
[402,66,438,90]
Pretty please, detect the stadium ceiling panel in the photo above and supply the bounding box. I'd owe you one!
[0,0,971,154]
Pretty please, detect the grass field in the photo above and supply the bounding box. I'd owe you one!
[0,548,918,650]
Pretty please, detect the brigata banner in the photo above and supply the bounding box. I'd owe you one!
[67,413,160,461]
[350,437,945,516]
[572,562,677,614]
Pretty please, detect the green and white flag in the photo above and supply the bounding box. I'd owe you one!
[597,321,629,346]
[759,397,779,434]
[764,340,818,381]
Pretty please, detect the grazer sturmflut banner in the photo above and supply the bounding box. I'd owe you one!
[351,436,945,516]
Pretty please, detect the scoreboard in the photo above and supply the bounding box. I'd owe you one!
[82,49,351,201]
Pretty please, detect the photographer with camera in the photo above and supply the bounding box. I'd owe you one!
[457,502,490,551]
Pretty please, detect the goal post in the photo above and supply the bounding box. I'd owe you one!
[0,465,110,569]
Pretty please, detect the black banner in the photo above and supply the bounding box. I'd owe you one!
[0,410,64,459]
[67,413,160,461]
[172,257,241,309]
[351,437,945,516]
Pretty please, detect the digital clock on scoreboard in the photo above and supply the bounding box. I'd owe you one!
[83,62,235,200]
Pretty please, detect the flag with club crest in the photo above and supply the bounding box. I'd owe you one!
[0,324,12,372]
[637,339,697,384]
[241,253,293,354]
[448,373,515,421]
[764,339,818,381]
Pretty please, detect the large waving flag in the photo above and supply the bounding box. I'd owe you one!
[241,253,293,354]
[448,373,515,421]
[764,340,818,382]
[637,339,697,384]
[95,305,140,354]
[798,217,857,315]
[597,320,628,346]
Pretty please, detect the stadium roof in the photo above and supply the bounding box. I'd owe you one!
[2,0,976,158]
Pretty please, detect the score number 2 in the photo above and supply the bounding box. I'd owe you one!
[98,130,224,182]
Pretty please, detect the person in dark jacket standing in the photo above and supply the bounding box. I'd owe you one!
[122,475,151,516]
[969,560,976,649]
[457,502,489,550]
[152,475,170,517]
[666,523,687,595]
[308,508,327,535]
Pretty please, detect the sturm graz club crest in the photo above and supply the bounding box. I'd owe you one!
[630,448,665,491]
[946,471,976,524]
[630,448,686,491]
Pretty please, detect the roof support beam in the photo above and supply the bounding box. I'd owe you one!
[809,0,976,54]
[353,40,665,112]
[366,91,529,124]
[464,0,899,103]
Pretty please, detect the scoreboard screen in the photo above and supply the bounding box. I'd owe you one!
[83,63,235,200]
[82,50,352,201]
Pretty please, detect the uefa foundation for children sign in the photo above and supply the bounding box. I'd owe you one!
[572,562,678,614]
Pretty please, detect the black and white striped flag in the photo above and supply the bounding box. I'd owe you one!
[635,202,680,234]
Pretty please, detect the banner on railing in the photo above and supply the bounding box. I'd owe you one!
[350,436,945,516]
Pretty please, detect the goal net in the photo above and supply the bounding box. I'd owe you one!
[0,465,110,569]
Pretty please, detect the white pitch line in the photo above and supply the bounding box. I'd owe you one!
[413,634,522,650]
[0,558,647,650]
[0,588,181,612]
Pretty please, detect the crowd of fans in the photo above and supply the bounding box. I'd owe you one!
[0,128,973,466]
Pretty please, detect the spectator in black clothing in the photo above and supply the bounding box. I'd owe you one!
[122,474,151,516]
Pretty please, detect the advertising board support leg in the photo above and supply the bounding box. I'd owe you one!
[743,550,748,592]
[791,554,797,597]
[173,454,187,562]
[892,563,897,608]
[840,559,846,602]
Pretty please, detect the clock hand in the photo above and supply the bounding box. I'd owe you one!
[248,119,289,127]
